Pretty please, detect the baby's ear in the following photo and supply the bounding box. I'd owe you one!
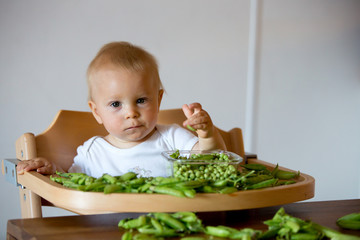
[158,89,164,108]
[88,101,103,124]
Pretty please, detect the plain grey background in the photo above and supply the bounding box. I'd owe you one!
[1,0,359,239]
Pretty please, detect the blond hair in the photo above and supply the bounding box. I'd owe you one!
[87,41,163,100]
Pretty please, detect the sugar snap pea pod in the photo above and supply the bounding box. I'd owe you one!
[102,173,117,184]
[277,180,297,185]
[275,170,299,180]
[150,218,163,232]
[104,184,124,194]
[129,177,145,187]
[133,233,160,240]
[290,233,320,240]
[84,182,106,191]
[245,175,273,185]
[195,154,214,160]
[219,186,238,194]
[172,211,198,223]
[139,227,178,237]
[241,163,267,171]
[205,226,231,238]
[153,213,186,231]
[121,231,132,240]
[180,237,206,240]
[271,164,279,177]
[246,178,278,190]
[337,213,360,230]
[151,186,186,198]
[182,188,196,198]
[119,215,148,229]
[176,180,208,189]
[62,180,80,189]
[119,172,137,181]
[137,182,152,193]
[200,185,216,193]
[187,124,196,132]
[212,179,228,187]
[50,175,65,184]
[259,226,281,239]
[185,221,205,233]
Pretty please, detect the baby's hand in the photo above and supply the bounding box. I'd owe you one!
[16,157,55,175]
[182,103,214,139]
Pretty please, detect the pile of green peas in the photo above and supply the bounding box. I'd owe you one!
[172,153,239,181]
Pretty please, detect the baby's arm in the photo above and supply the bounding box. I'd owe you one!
[16,157,60,175]
[182,103,226,151]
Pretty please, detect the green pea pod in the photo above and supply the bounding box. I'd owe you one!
[129,178,145,187]
[271,164,279,177]
[176,180,208,189]
[133,233,159,240]
[205,226,231,238]
[182,188,196,198]
[201,185,216,193]
[172,211,198,223]
[212,179,228,187]
[219,187,238,194]
[102,173,117,184]
[275,170,299,180]
[150,218,163,232]
[180,237,206,240]
[151,186,186,198]
[290,233,321,240]
[104,184,124,194]
[245,175,273,185]
[187,124,196,132]
[62,180,80,189]
[138,182,152,193]
[120,172,137,181]
[259,226,281,239]
[153,213,186,231]
[85,182,106,191]
[337,213,360,230]
[120,215,148,229]
[121,231,132,240]
[241,163,267,171]
[246,178,278,190]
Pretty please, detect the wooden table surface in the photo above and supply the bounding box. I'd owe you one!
[7,199,360,240]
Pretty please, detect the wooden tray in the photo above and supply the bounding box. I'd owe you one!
[16,158,315,214]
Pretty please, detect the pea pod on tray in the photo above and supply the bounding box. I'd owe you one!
[50,150,301,198]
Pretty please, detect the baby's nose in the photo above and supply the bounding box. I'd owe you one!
[125,106,139,119]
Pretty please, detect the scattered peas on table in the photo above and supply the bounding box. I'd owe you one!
[118,208,360,240]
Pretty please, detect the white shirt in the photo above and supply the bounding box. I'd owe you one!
[68,124,198,178]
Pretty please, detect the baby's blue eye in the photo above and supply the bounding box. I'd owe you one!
[137,98,146,104]
[111,101,121,108]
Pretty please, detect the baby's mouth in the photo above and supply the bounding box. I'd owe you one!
[125,125,142,131]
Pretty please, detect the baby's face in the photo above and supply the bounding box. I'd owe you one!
[89,65,163,148]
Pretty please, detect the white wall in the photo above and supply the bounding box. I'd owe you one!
[0,0,359,239]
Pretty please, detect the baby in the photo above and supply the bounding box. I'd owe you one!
[17,41,226,178]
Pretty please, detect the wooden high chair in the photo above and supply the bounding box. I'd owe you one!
[2,109,314,218]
